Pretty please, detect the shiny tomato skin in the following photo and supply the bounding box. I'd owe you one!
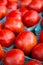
[23,10,40,27]
[15,31,37,54]
[0,6,8,19]
[0,44,4,60]
[4,18,24,33]
[20,0,32,8]
[6,10,22,21]
[25,60,42,65]
[28,0,42,12]
[40,30,43,43]
[20,8,28,16]
[0,0,7,6]
[32,43,43,61]
[0,29,15,47]
[4,49,25,65]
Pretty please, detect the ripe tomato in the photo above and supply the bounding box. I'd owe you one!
[20,0,32,8]
[4,18,24,33]
[28,0,42,12]
[6,10,22,21]
[7,0,18,10]
[23,10,40,27]
[41,18,43,26]
[39,30,43,43]
[0,29,15,47]
[4,49,25,65]
[15,31,37,54]
[32,43,43,61]
[0,44,4,60]
[25,60,42,65]
[20,8,28,16]
[0,6,8,19]
[0,0,7,6]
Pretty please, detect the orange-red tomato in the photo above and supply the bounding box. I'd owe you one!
[23,10,40,27]
[0,29,15,47]
[25,60,42,65]
[6,10,22,21]
[0,44,4,60]
[0,0,7,6]
[32,43,43,61]
[15,31,37,54]
[28,0,42,12]
[20,0,32,8]
[4,49,25,65]
[0,6,8,19]
[7,0,18,10]
[4,18,24,33]
[40,30,43,43]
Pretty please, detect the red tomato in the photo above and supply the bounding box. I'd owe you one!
[20,0,32,8]
[28,0,42,12]
[39,30,43,43]
[0,44,4,60]
[32,43,43,61]
[6,10,22,21]
[0,6,8,19]
[7,0,18,10]
[4,18,24,33]
[0,0,7,6]
[0,29,15,47]
[25,60,42,65]
[41,18,43,26]
[20,8,28,16]
[15,31,37,54]
[4,49,25,65]
[23,10,40,27]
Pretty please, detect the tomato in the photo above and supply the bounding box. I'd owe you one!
[0,29,15,47]
[4,18,24,33]
[28,0,42,12]
[25,60,42,65]
[39,30,43,43]
[32,43,43,61]
[23,10,40,27]
[15,31,37,54]
[41,18,43,26]
[0,0,7,6]
[4,49,25,65]
[0,44,4,60]
[0,6,8,19]
[7,0,18,10]
[20,0,32,8]
[20,8,28,16]
[6,10,22,21]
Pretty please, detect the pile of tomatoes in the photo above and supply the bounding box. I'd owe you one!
[0,0,43,65]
